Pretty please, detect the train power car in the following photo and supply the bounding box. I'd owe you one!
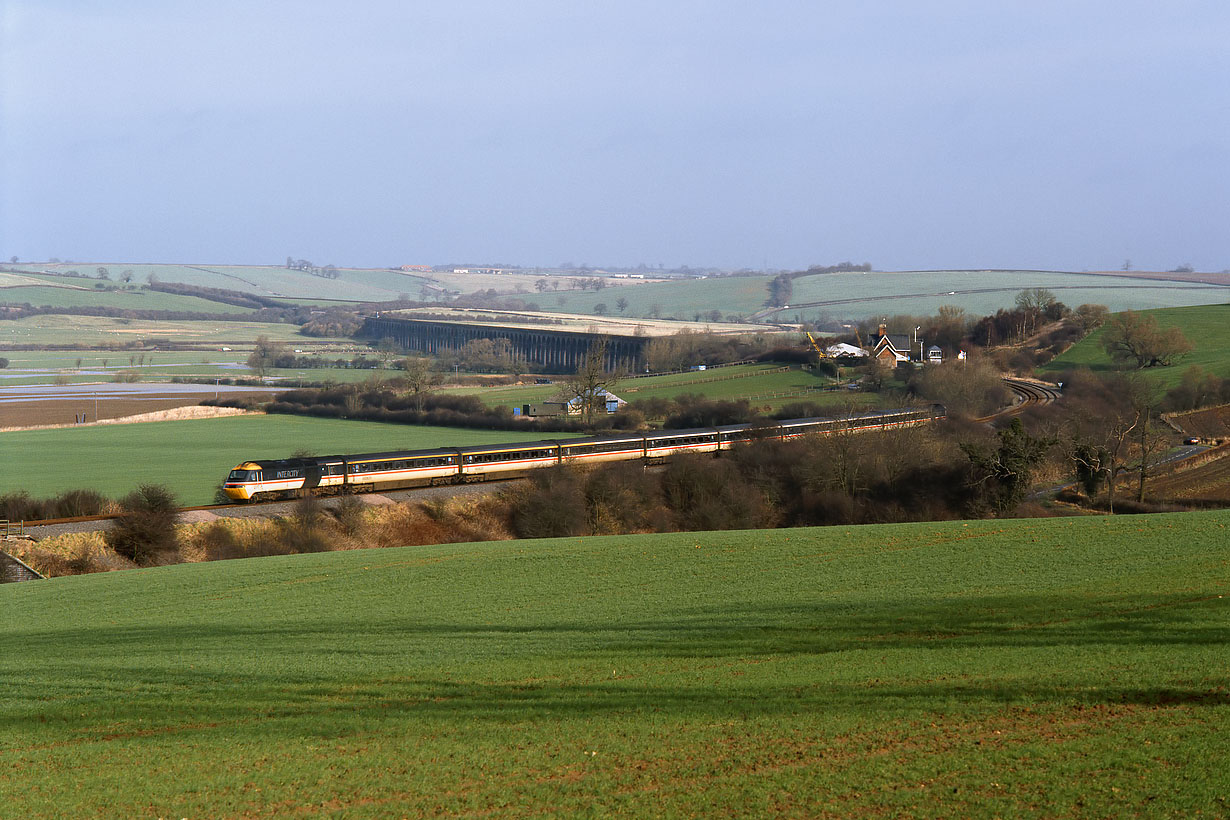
[220,406,944,502]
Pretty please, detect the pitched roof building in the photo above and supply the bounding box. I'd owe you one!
[871,324,911,363]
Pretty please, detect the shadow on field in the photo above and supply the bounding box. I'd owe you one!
[4,589,1226,736]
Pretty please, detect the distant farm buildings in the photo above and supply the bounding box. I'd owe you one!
[521,388,628,418]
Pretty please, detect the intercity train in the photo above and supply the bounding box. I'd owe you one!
[221,406,944,502]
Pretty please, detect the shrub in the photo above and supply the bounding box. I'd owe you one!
[0,489,112,522]
[771,401,833,420]
[368,503,455,548]
[105,484,179,564]
[332,493,368,537]
[197,521,246,562]
[271,500,335,554]
[53,489,109,518]
[660,454,773,531]
[664,395,755,428]
[583,461,662,534]
[0,491,45,522]
[507,467,588,538]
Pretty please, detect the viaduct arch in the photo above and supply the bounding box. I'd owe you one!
[360,316,649,374]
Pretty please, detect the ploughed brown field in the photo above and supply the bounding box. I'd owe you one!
[0,391,270,430]
[1171,404,1230,440]
[1142,443,1230,503]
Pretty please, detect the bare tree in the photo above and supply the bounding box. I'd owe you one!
[912,356,1009,418]
[1102,310,1192,368]
[563,339,623,425]
[374,336,402,370]
[1074,303,1109,336]
[1014,287,1058,337]
[1063,411,1136,512]
[1058,372,1160,511]
[246,335,284,378]
[398,357,441,411]
[1128,380,1168,502]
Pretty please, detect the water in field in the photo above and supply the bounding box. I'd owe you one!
[0,382,282,403]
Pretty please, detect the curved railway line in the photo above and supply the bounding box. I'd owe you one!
[1003,378,1063,407]
[976,378,1062,424]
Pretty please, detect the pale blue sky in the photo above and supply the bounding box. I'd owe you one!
[2,1,1227,271]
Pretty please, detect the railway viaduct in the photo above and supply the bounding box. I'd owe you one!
[359,315,650,373]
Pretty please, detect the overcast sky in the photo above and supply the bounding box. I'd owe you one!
[2,1,1227,271]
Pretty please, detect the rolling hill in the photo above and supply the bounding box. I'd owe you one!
[3,511,1227,817]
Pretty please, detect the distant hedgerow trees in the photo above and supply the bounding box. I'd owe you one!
[766,274,793,307]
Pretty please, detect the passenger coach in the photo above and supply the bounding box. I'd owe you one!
[221,406,943,502]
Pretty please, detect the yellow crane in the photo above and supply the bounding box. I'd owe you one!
[805,331,827,358]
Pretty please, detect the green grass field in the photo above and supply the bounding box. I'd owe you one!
[539,270,1230,323]
[1041,304,1230,389]
[0,314,312,348]
[0,315,337,386]
[23,263,593,305]
[445,364,879,414]
[28,264,435,303]
[0,347,378,386]
[17,264,1230,325]
[615,365,834,403]
[788,270,1227,320]
[0,282,255,313]
[2,511,1227,817]
[0,415,577,505]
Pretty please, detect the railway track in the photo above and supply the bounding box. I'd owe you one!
[19,409,941,537]
[975,378,1062,423]
[14,481,520,539]
[1003,378,1063,407]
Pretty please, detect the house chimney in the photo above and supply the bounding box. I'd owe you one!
[878,323,887,338]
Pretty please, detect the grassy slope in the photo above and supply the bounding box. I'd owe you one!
[1,349,375,385]
[0,314,311,347]
[31,264,433,303]
[0,415,577,504]
[537,276,772,319]
[0,282,254,313]
[20,265,1230,322]
[2,511,1228,817]
[1041,303,1230,389]
[789,270,1224,315]
[540,271,1230,323]
[448,364,870,413]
